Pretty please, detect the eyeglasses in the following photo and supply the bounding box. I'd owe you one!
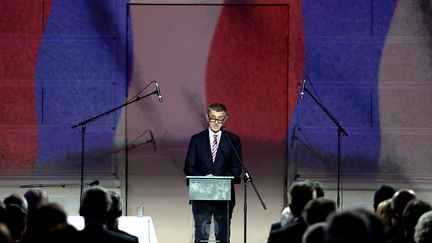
[208,117,225,124]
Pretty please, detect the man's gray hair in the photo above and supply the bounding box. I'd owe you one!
[414,211,432,243]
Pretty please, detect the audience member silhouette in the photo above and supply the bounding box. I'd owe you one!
[374,185,396,212]
[326,209,371,243]
[267,181,315,243]
[302,198,336,226]
[270,180,325,232]
[383,189,416,242]
[21,202,70,243]
[414,211,432,243]
[5,204,27,242]
[3,193,29,242]
[3,193,28,212]
[302,222,326,243]
[77,186,138,243]
[354,208,385,243]
[23,189,48,212]
[107,190,139,242]
[43,223,78,243]
[377,199,393,227]
[394,199,432,243]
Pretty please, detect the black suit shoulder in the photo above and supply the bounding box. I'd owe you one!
[110,228,139,243]
[77,224,137,243]
[187,130,209,147]
[190,129,208,140]
[267,218,307,243]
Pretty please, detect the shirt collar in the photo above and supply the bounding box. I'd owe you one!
[208,128,222,137]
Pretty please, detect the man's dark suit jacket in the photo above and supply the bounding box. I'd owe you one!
[76,224,138,243]
[108,227,139,243]
[267,217,308,243]
[184,129,242,202]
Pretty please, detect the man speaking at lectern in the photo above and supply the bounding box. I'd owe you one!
[184,103,242,243]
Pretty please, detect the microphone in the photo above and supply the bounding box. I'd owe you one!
[149,130,157,151]
[220,127,227,132]
[300,79,307,99]
[88,180,99,186]
[155,81,163,103]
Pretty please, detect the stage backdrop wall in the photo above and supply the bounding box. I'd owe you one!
[290,0,432,191]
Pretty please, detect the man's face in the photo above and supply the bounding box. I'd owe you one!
[206,109,226,133]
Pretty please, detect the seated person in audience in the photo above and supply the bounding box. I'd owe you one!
[395,199,432,243]
[23,189,49,212]
[3,192,29,241]
[302,198,336,226]
[267,181,315,243]
[325,209,372,243]
[21,202,71,243]
[374,185,396,212]
[3,193,28,212]
[5,203,27,242]
[270,207,293,232]
[377,199,393,227]
[77,186,138,243]
[302,222,326,243]
[414,211,432,243]
[43,223,78,243]
[270,180,324,232]
[107,191,139,242]
[383,189,416,242]
[354,208,385,243]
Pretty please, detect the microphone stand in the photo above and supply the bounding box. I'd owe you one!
[222,129,267,243]
[71,90,159,203]
[303,87,348,209]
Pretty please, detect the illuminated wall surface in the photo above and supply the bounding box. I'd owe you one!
[296,0,432,178]
[34,0,128,171]
[293,0,398,173]
[0,0,128,171]
[1,0,432,182]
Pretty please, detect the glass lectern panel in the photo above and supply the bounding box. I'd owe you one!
[187,176,233,243]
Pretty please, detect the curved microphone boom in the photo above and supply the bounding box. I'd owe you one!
[155,81,163,103]
[149,130,157,151]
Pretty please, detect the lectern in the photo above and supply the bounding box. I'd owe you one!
[187,176,234,243]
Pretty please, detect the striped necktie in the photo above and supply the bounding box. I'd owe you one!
[211,134,218,162]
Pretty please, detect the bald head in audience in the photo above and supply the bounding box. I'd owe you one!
[391,189,416,222]
[24,189,49,211]
[3,193,27,212]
